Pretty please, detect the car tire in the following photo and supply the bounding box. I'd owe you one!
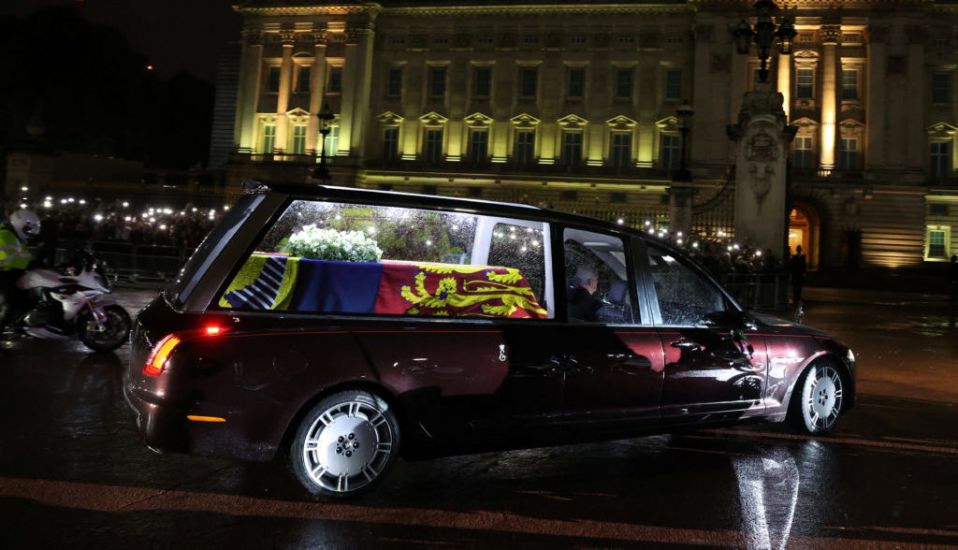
[786,362,846,435]
[291,389,401,499]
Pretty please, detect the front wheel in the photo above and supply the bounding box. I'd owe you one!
[291,390,401,499]
[787,363,845,435]
[78,305,131,352]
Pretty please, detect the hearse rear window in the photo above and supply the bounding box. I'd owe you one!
[218,199,555,319]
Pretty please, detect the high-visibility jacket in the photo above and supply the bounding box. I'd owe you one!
[0,225,30,271]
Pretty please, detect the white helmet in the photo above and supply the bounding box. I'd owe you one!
[9,209,40,241]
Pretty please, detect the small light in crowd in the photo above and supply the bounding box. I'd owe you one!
[677,231,683,237]
[159,224,167,230]
[192,207,198,213]
[43,202,52,209]
[146,64,154,71]
[93,214,103,222]
[617,218,625,225]
[644,220,651,226]
[179,211,185,216]
[60,199,68,205]
[20,186,28,192]
[67,198,75,203]
[149,208,155,214]
[149,217,156,223]
[677,239,684,245]
[223,205,229,211]
[45,196,52,201]
[520,246,528,253]
[727,245,733,252]
[79,199,86,205]
[19,203,27,209]
[164,208,173,215]
[692,241,700,249]
[122,202,129,208]
[648,228,655,234]
[124,216,132,222]
[755,250,763,257]
[733,243,740,251]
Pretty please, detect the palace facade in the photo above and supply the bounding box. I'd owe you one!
[221,0,958,269]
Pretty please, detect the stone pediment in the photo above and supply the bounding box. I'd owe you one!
[510,113,541,128]
[655,116,679,131]
[606,115,637,130]
[793,50,819,60]
[286,107,311,118]
[792,117,819,129]
[839,118,866,130]
[419,111,448,126]
[463,112,493,127]
[558,113,588,129]
[377,111,404,125]
[927,121,958,138]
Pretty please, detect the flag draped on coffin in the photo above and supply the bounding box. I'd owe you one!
[221,254,547,319]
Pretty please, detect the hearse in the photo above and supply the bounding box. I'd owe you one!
[125,182,855,498]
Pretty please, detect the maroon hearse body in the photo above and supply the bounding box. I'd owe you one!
[125,183,855,497]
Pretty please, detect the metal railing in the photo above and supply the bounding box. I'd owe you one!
[719,272,790,313]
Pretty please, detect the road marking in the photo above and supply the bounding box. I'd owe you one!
[0,476,954,548]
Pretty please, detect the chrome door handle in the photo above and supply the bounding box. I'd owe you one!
[671,339,702,352]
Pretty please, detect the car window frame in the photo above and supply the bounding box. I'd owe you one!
[209,195,559,325]
[554,222,649,326]
[641,241,742,328]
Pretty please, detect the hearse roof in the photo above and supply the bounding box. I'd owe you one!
[244,179,646,236]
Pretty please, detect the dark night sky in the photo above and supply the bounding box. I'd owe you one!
[3,0,241,82]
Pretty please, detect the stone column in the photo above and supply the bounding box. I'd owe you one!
[777,52,791,120]
[819,24,840,171]
[306,27,328,155]
[906,25,926,169]
[274,28,296,153]
[728,91,795,259]
[236,26,264,153]
[865,25,888,169]
[340,20,377,157]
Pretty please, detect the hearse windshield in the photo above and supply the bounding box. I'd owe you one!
[217,199,556,320]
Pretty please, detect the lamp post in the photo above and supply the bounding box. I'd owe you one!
[312,104,335,183]
[732,0,796,84]
[674,100,694,183]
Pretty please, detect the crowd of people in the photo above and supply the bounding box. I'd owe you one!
[11,197,225,252]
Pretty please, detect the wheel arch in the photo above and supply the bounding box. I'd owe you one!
[780,351,855,415]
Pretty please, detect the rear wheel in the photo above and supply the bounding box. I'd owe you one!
[291,390,400,499]
[78,305,131,352]
[787,362,845,435]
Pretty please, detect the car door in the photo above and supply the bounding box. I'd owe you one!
[557,226,664,427]
[644,244,767,425]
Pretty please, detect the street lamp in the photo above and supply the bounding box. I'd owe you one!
[312,104,335,183]
[674,100,694,183]
[732,0,797,83]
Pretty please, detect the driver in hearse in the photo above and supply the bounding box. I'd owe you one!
[567,264,603,322]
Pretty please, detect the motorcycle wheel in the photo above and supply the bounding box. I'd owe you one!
[78,305,131,352]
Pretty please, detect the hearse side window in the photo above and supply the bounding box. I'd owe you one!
[562,228,635,324]
[646,245,725,326]
[218,199,554,320]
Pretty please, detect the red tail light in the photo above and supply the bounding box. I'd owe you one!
[144,334,181,376]
[204,324,224,336]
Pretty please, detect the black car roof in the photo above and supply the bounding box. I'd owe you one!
[246,179,652,238]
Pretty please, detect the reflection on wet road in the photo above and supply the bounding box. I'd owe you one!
[0,290,957,548]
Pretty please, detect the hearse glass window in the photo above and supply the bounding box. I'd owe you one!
[646,245,725,326]
[562,228,635,324]
[218,200,554,320]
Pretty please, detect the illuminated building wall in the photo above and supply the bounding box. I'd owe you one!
[226,1,958,269]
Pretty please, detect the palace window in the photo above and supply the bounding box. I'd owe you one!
[383,127,399,161]
[561,131,583,166]
[267,66,281,93]
[328,67,342,94]
[295,66,311,94]
[837,137,859,170]
[514,130,535,166]
[665,70,682,100]
[387,67,403,97]
[932,72,950,104]
[794,136,814,170]
[842,68,858,100]
[610,133,632,168]
[930,141,951,178]
[925,225,951,260]
[796,68,814,99]
[424,128,443,163]
[519,67,538,99]
[615,69,633,99]
[322,126,339,160]
[292,126,307,155]
[468,129,488,164]
[262,124,276,153]
[474,66,492,98]
[660,134,681,169]
[429,66,446,97]
[568,68,585,99]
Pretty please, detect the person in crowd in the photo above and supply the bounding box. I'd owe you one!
[788,245,807,307]
[949,254,958,309]
[36,213,60,267]
[567,264,602,322]
[0,209,39,330]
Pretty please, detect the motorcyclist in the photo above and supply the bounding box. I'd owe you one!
[0,209,39,330]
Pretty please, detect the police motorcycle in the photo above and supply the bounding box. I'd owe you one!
[9,247,131,352]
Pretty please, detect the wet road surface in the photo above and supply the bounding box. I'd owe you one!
[0,289,956,549]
